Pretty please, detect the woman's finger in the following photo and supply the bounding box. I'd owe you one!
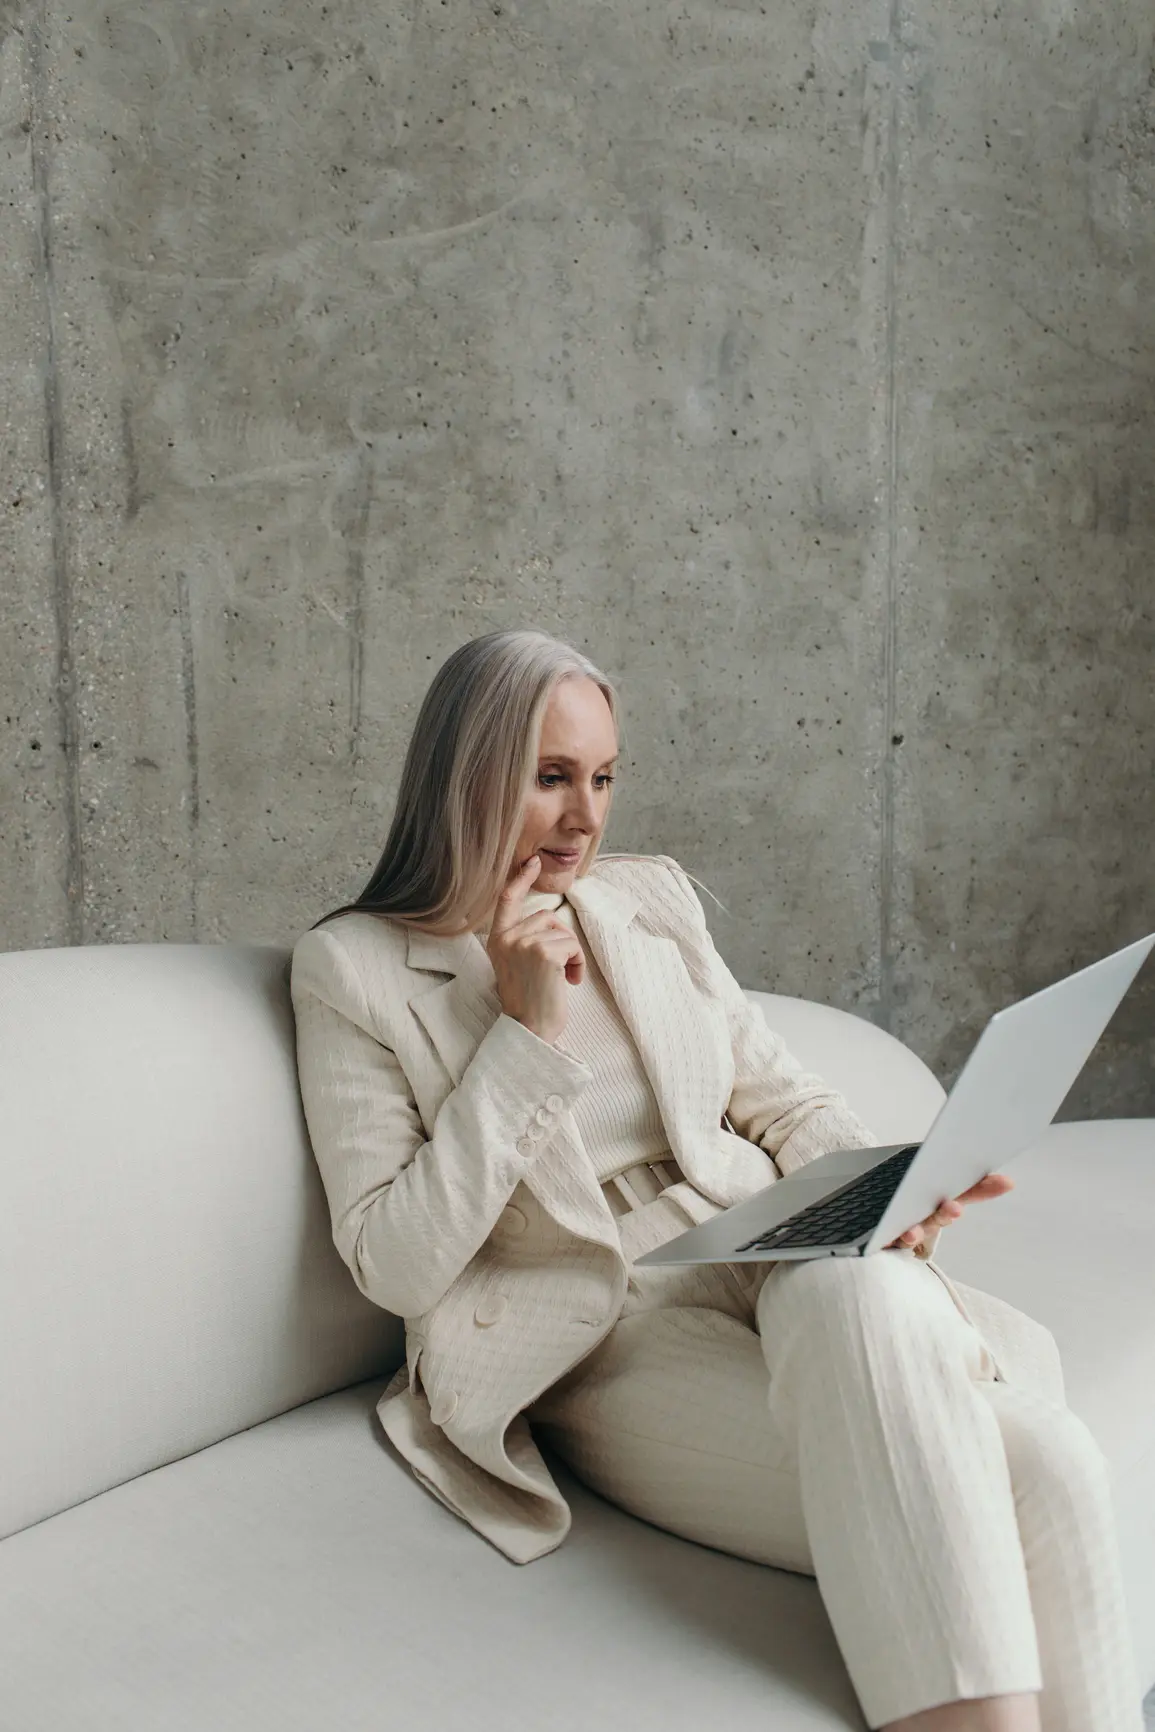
[892,1172,1015,1249]
[896,1172,1016,1249]
[958,1172,1014,1202]
[897,1207,949,1247]
[910,1198,962,1236]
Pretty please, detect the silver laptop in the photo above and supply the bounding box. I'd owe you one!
[635,931,1154,1269]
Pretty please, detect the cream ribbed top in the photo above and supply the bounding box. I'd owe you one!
[475,889,675,1191]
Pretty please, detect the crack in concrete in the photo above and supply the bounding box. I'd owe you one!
[27,3,84,944]
[878,0,904,1032]
[345,447,373,768]
[1007,293,1155,385]
[176,569,200,939]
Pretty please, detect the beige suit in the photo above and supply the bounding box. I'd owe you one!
[291,854,1144,1726]
[289,852,1045,1565]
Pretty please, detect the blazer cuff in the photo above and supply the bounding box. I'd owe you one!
[480,1012,594,1115]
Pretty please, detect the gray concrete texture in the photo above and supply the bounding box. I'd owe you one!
[1,0,1152,1116]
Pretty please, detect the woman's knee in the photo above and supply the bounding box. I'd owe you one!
[758,1246,930,1336]
[756,1250,979,1403]
[982,1382,1112,1505]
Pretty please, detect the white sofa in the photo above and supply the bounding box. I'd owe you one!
[1,939,1152,1730]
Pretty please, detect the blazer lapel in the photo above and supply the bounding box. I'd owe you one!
[405,927,505,1090]
[564,873,723,1181]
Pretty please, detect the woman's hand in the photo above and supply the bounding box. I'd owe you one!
[487,854,585,1047]
[886,1171,1015,1257]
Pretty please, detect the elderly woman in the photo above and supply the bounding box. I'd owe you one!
[290,628,1140,1732]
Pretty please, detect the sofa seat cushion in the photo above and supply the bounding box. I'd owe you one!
[0,1379,868,1731]
[2,1123,1152,1727]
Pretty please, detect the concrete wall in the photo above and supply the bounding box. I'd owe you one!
[2,0,1152,1115]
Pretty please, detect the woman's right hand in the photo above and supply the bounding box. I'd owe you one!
[486,854,585,1046]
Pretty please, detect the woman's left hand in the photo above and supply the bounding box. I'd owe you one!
[886,1171,1015,1257]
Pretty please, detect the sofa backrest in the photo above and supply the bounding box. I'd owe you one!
[0,942,401,1540]
[744,990,947,1145]
[0,942,945,1542]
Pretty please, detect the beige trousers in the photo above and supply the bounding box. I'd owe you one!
[527,1194,1143,1731]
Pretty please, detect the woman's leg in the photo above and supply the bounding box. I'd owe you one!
[528,1289,1030,1725]
[755,1253,1143,1732]
[529,1301,817,1574]
[530,1250,1141,1730]
[974,1380,1141,1732]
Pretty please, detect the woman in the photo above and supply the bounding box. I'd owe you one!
[290,629,1140,1732]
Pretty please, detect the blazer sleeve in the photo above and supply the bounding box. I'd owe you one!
[655,856,881,1176]
[290,926,595,1319]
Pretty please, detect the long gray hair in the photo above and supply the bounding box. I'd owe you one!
[311,628,674,937]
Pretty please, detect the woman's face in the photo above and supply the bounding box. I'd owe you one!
[510,676,619,891]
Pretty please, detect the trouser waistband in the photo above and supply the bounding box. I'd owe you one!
[602,1157,687,1218]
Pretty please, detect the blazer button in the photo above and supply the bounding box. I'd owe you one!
[474,1293,509,1327]
[428,1390,458,1427]
[515,1137,535,1157]
[499,1204,527,1236]
[546,1094,564,1113]
[534,1106,552,1126]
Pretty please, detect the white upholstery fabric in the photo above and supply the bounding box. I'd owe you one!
[0,1379,867,1731]
[0,937,1151,1727]
[0,943,400,1540]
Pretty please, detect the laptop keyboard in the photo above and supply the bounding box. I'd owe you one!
[735,1145,921,1253]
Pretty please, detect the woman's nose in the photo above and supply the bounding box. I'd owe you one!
[565,788,599,827]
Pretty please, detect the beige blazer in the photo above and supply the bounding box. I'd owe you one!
[289,852,1055,1564]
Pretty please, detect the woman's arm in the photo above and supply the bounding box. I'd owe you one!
[290,927,594,1318]
[656,857,881,1176]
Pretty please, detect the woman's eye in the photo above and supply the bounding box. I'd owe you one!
[538,774,615,789]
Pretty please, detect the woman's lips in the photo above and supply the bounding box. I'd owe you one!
[544,848,581,863]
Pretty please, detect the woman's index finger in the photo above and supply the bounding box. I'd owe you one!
[489,854,541,933]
